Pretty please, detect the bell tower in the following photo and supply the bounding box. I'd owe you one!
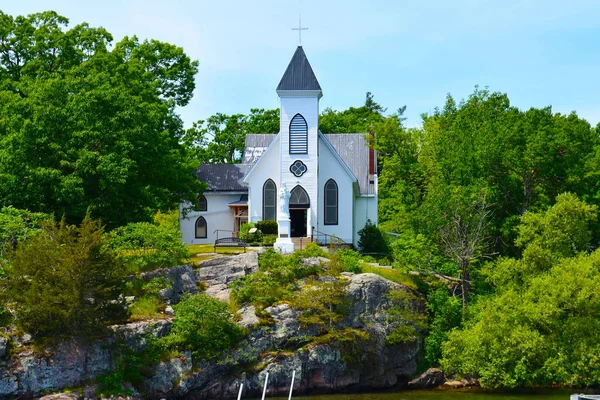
[274,46,322,252]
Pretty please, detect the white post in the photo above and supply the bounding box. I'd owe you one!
[237,383,244,400]
[288,370,296,400]
[261,372,269,400]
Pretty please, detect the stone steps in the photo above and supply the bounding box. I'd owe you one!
[291,236,310,250]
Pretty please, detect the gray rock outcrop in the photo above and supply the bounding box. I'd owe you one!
[0,252,425,399]
[408,368,445,389]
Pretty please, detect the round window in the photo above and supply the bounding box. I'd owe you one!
[289,160,307,177]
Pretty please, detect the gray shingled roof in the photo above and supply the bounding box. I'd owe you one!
[242,134,277,163]
[196,164,251,192]
[276,46,322,91]
[324,134,375,195]
[237,133,375,195]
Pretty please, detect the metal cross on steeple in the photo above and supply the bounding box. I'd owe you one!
[292,15,308,46]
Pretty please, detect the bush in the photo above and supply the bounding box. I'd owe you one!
[160,293,245,359]
[357,219,390,255]
[255,220,278,235]
[106,211,187,272]
[262,235,277,246]
[1,215,128,341]
[239,222,261,244]
[230,248,327,307]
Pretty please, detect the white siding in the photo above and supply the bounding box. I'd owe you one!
[246,138,281,222]
[180,193,243,244]
[353,196,378,247]
[317,136,355,243]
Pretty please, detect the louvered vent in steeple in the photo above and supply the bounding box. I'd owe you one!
[289,114,308,154]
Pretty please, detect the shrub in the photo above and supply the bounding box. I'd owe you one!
[1,215,128,341]
[262,235,277,246]
[106,211,187,272]
[291,279,349,334]
[255,220,278,235]
[161,293,245,359]
[239,222,261,244]
[357,219,390,255]
[230,248,326,308]
[385,289,427,346]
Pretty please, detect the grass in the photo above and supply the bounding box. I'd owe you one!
[360,263,420,290]
[129,296,164,321]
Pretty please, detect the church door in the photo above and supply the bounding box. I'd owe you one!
[289,185,309,237]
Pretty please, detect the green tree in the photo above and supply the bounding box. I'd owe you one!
[319,92,386,133]
[0,11,203,227]
[1,215,127,340]
[106,210,187,272]
[442,195,600,388]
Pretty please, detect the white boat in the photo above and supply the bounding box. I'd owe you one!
[570,394,600,400]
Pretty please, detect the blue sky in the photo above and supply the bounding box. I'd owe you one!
[3,0,600,129]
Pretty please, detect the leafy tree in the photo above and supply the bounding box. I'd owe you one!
[182,108,279,165]
[106,210,187,272]
[1,215,127,340]
[0,206,49,258]
[319,92,386,133]
[442,195,600,387]
[0,11,203,227]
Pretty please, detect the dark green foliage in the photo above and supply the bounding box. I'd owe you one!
[106,211,187,272]
[1,215,128,340]
[357,219,390,255]
[442,195,600,387]
[0,11,203,228]
[160,293,245,360]
[255,220,278,235]
[0,207,49,261]
[423,286,461,366]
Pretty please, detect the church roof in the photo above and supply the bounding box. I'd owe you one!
[196,164,252,192]
[276,46,322,92]
[242,133,375,195]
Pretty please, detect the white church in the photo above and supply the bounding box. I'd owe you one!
[180,46,378,249]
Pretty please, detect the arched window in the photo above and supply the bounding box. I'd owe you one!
[290,185,310,208]
[289,114,308,154]
[263,179,276,220]
[195,194,207,211]
[195,217,207,238]
[324,179,338,225]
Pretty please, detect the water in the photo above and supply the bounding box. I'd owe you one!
[280,389,574,400]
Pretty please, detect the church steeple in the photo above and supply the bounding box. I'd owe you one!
[276,46,322,95]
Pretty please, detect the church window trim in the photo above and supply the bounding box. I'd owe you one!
[195,216,207,238]
[289,113,308,154]
[196,194,208,211]
[290,160,307,177]
[289,185,310,208]
[263,179,277,221]
[324,179,338,225]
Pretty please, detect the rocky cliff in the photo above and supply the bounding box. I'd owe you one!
[0,252,424,399]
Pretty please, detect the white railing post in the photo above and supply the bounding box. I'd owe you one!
[237,383,243,400]
[261,372,269,400]
[288,370,296,400]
